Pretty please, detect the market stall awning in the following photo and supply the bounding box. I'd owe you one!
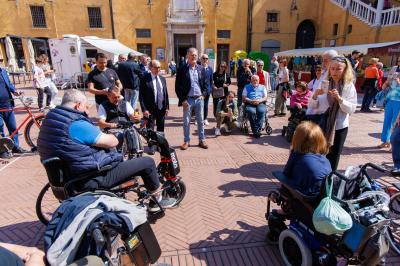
[275,41,400,57]
[81,36,143,56]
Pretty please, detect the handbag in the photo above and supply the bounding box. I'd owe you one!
[212,73,226,98]
[312,177,353,235]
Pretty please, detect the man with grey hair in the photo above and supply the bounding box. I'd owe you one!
[38,89,176,211]
[237,58,255,106]
[117,52,142,109]
[113,54,127,71]
[321,49,338,80]
[175,47,208,150]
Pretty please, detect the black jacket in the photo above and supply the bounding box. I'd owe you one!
[175,63,207,106]
[117,60,141,90]
[140,72,169,113]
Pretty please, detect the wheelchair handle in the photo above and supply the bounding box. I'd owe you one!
[360,163,387,173]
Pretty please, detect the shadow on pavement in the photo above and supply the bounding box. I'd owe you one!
[221,162,283,179]
[0,221,45,248]
[218,180,278,198]
[188,221,282,265]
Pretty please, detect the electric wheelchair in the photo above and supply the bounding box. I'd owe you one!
[266,164,391,266]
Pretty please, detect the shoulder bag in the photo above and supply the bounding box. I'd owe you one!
[212,73,226,98]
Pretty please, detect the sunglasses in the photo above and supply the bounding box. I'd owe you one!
[332,56,348,64]
[202,58,209,60]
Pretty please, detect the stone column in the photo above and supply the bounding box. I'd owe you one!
[375,0,385,27]
[198,27,205,54]
[166,26,173,62]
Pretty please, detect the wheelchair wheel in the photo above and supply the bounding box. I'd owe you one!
[163,179,186,207]
[279,229,312,266]
[36,183,60,225]
[265,123,273,135]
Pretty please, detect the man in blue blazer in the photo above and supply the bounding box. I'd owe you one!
[0,64,27,158]
[175,48,208,150]
[200,54,213,126]
[117,52,142,109]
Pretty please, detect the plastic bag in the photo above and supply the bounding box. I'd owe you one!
[312,177,353,235]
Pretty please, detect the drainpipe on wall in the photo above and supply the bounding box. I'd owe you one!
[109,0,116,39]
[246,0,253,54]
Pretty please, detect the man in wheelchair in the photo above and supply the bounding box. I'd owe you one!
[97,86,140,150]
[242,75,268,138]
[37,89,176,212]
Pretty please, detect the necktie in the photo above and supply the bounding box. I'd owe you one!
[156,76,163,110]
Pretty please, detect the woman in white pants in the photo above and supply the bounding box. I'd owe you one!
[39,54,58,108]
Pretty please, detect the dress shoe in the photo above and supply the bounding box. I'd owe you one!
[180,142,190,150]
[199,141,208,149]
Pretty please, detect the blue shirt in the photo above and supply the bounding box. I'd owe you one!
[242,84,268,100]
[283,152,332,196]
[188,66,202,97]
[69,120,102,145]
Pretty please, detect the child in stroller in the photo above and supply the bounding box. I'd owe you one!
[282,81,312,142]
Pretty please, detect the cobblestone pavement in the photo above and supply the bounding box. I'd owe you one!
[0,77,399,265]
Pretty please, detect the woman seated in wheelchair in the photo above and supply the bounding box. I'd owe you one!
[283,121,331,196]
[288,81,312,121]
[215,91,239,136]
[242,75,268,138]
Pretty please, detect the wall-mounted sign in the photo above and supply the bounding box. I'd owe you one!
[156,48,165,61]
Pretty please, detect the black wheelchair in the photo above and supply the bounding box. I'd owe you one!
[266,164,391,266]
[36,121,186,225]
[281,107,307,143]
[238,104,273,135]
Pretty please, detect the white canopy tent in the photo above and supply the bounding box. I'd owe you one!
[5,36,18,72]
[274,41,400,57]
[80,36,143,59]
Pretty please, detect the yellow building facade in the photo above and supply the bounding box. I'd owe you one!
[0,0,399,70]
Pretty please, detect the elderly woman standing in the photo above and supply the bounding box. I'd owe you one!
[256,60,271,92]
[378,75,400,149]
[308,57,357,170]
[274,59,289,116]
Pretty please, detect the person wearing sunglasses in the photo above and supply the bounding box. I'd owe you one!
[200,55,214,126]
[308,56,357,170]
[212,61,231,117]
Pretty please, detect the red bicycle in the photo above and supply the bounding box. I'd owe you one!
[0,96,45,153]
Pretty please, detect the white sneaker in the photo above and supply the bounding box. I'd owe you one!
[194,120,198,125]
[215,128,221,136]
[204,119,209,126]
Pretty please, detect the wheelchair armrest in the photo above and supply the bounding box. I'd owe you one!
[273,171,318,201]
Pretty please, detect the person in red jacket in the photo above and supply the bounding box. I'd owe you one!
[290,81,312,116]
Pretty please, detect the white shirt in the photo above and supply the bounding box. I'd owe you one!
[33,65,50,88]
[97,98,135,121]
[308,82,357,130]
[278,67,289,83]
[307,76,323,92]
[151,74,163,103]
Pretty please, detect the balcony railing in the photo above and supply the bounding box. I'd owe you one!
[381,6,400,26]
[350,0,377,25]
[330,0,400,27]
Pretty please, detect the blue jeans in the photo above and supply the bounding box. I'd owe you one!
[124,89,139,110]
[270,74,277,91]
[381,100,400,142]
[203,94,210,120]
[245,103,266,134]
[183,97,204,142]
[391,126,400,169]
[0,110,19,146]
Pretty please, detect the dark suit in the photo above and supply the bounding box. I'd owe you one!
[139,72,169,132]
[117,60,142,109]
[175,63,207,143]
[202,65,214,120]
[175,63,207,106]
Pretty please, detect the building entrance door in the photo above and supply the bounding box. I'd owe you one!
[174,34,196,67]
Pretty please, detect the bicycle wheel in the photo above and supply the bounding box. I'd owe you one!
[386,226,400,255]
[24,115,45,149]
[390,192,400,215]
[36,183,60,225]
